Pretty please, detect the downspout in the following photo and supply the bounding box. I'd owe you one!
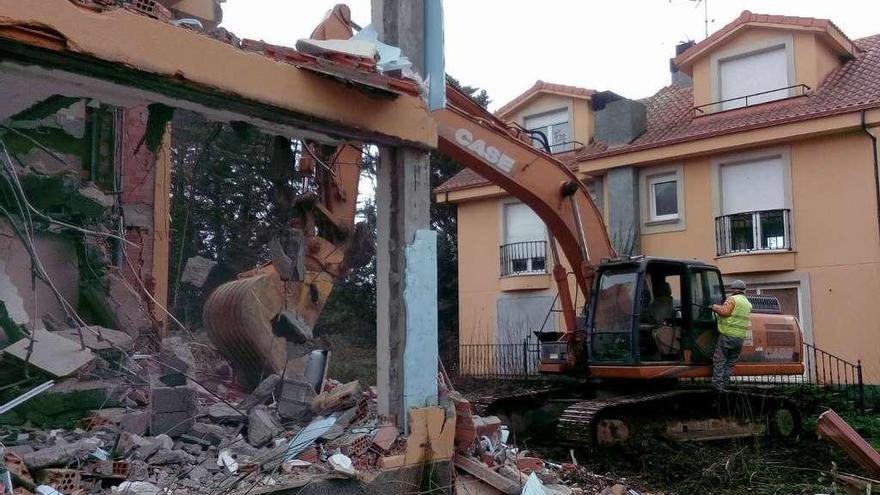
[861,110,880,241]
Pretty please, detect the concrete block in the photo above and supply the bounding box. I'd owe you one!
[150,411,194,437]
[278,378,316,422]
[150,386,198,414]
[247,405,283,447]
[180,256,217,288]
[120,411,151,436]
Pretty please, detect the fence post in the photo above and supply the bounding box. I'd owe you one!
[522,337,529,378]
[857,360,865,413]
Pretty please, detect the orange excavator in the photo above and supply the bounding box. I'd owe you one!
[204,6,805,446]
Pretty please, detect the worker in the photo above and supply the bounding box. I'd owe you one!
[709,280,752,392]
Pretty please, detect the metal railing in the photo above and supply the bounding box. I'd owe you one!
[715,209,792,256]
[458,339,874,411]
[457,340,541,379]
[500,241,548,276]
[692,84,811,116]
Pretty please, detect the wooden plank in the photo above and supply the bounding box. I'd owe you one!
[453,454,520,495]
[817,409,880,478]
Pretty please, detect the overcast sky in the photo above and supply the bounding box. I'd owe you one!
[222,1,879,110]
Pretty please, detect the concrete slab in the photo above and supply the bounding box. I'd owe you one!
[2,328,95,377]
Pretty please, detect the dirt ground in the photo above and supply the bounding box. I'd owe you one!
[452,377,880,495]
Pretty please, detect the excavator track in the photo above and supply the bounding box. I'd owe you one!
[558,388,803,446]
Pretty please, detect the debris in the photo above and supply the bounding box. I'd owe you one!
[0,381,54,415]
[311,380,362,414]
[180,256,217,288]
[35,485,64,495]
[454,454,520,495]
[111,481,161,495]
[372,422,399,452]
[23,438,102,471]
[216,450,238,474]
[283,416,337,461]
[240,374,281,410]
[521,472,545,495]
[816,409,880,478]
[327,453,356,477]
[149,385,199,437]
[56,326,133,353]
[277,378,316,423]
[247,405,283,447]
[3,329,95,377]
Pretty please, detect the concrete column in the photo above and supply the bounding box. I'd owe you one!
[375,147,437,428]
[373,0,439,429]
[607,166,641,255]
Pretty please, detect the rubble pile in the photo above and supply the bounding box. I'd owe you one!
[0,332,414,495]
[449,393,649,495]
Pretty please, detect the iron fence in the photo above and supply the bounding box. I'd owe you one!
[457,340,541,379]
[458,339,873,411]
[715,209,792,256]
[500,241,547,276]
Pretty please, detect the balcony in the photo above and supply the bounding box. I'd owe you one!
[500,241,547,276]
[715,209,792,256]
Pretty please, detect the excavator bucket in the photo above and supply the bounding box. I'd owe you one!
[203,256,338,388]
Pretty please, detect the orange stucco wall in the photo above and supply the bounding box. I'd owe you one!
[691,27,842,110]
[504,93,592,145]
[457,197,502,345]
[640,132,880,382]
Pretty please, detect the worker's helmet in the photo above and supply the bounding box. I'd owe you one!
[730,280,747,293]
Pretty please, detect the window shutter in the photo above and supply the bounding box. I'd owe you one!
[720,47,788,109]
[504,203,545,243]
[720,156,785,215]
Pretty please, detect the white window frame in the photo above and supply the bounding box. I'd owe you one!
[648,174,680,222]
[523,108,573,153]
[710,146,794,256]
[639,164,686,234]
[709,35,796,112]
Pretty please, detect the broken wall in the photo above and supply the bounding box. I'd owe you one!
[0,92,167,342]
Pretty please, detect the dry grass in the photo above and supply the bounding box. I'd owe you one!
[323,334,376,385]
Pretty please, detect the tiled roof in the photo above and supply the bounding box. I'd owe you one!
[495,80,595,118]
[674,10,857,69]
[434,150,579,194]
[578,33,880,162]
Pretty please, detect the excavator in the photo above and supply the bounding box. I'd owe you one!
[203,5,805,447]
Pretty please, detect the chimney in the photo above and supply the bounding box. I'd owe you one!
[592,91,647,145]
[669,40,695,87]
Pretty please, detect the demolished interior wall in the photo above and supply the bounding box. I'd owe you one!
[0,91,165,347]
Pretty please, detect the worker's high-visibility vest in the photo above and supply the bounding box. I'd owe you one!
[717,293,752,339]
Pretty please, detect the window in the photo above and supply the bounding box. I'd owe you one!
[639,164,685,234]
[590,269,638,361]
[715,152,792,255]
[501,202,547,275]
[719,46,790,110]
[524,109,572,153]
[648,174,679,221]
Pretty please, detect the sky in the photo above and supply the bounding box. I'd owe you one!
[221,0,880,111]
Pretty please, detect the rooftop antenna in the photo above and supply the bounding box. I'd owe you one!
[692,0,712,39]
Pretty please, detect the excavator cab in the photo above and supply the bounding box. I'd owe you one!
[587,257,724,365]
[540,256,805,379]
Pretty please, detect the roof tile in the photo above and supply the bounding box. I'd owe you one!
[577,34,880,162]
[495,80,595,117]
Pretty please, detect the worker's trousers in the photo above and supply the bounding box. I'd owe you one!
[712,334,744,392]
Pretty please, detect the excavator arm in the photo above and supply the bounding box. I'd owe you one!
[204,6,616,385]
[438,86,615,332]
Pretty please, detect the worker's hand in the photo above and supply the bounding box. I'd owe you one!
[709,304,721,314]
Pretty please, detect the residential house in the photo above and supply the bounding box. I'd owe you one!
[436,11,880,383]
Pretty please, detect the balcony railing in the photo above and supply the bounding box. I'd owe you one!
[692,84,811,116]
[715,209,792,256]
[500,241,547,276]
